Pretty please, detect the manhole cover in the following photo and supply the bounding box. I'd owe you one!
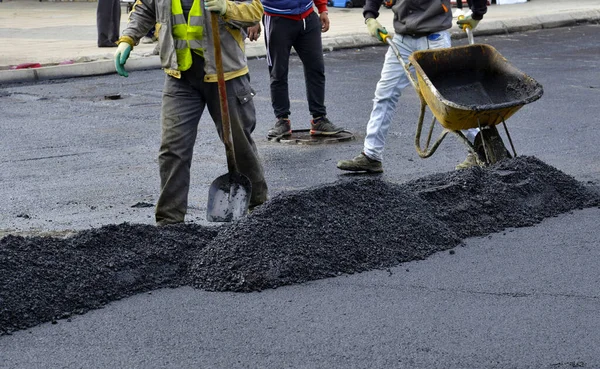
[268,129,355,145]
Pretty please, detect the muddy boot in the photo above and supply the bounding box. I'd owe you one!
[310,116,344,136]
[267,117,292,139]
[337,153,383,173]
[455,152,478,170]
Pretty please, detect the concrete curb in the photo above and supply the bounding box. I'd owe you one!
[1,12,598,85]
[470,11,599,36]
[0,56,161,84]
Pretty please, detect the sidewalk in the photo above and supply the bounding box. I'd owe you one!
[0,0,599,84]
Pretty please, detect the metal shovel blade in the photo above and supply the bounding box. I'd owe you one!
[206,172,252,222]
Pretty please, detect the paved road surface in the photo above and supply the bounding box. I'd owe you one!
[1,25,599,368]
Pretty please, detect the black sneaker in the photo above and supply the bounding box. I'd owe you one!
[267,118,292,139]
[98,42,118,48]
[310,116,344,136]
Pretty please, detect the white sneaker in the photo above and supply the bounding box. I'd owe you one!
[140,36,156,44]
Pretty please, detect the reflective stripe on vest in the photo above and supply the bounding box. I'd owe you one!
[172,0,204,71]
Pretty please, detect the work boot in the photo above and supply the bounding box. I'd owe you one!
[455,152,479,170]
[156,219,184,227]
[310,116,344,136]
[337,152,383,173]
[267,118,292,139]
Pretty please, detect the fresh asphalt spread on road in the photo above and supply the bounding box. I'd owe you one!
[1,25,600,368]
[2,155,599,334]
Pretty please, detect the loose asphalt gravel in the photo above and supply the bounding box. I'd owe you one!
[1,156,599,336]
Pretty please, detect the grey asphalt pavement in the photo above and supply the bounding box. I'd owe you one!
[2,207,599,368]
[2,25,599,234]
[1,24,599,368]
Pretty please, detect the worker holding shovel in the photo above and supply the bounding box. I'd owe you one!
[337,0,488,173]
[114,0,268,225]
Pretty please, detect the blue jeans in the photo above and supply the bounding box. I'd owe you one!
[363,31,478,162]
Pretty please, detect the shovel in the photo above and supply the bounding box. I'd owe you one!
[206,13,252,222]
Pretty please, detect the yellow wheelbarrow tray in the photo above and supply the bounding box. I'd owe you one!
[383,32,543,165]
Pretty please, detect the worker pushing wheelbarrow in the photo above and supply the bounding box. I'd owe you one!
[383,24,544,167]
[337,1,543,173]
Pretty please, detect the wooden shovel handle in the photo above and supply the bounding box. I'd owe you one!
[210,12,237,174]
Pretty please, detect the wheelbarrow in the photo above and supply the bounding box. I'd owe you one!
[382,28,543,166]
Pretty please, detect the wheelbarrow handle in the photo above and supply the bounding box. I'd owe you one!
[465,27,474,45]
[380,32,419,91]
[457,15,475,45]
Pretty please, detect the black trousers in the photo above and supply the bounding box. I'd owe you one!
[456,0,473,9]
[97,0,121,46]
[263,12,326,120]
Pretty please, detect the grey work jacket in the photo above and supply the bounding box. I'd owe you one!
[122,0,263,81]
[364,0,488,36]
[365,0,453,36]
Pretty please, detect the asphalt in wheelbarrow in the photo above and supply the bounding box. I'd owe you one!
[432,70,540,107]
[1,156,599,335]
[411,44,543,112]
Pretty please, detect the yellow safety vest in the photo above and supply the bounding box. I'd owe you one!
[171,0,204,71]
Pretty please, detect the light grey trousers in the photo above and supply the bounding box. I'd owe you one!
[156,56,268,225]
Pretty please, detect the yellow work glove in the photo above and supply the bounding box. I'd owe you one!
[205,0,227,15]
[366,18,387,42]
[457,15,480,30]
[114,42,132,78]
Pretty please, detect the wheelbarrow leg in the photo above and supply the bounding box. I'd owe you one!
[453,130,487,167]
[501,117,518,158]
[415,100,451,159]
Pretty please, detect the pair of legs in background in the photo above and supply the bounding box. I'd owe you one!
[262,12,344,138]
[156,55,268,225]
[96,0,120,47]
[337,31,478,173]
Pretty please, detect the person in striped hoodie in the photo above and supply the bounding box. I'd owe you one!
[247,0,345,138]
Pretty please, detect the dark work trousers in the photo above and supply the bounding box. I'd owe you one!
[96,0,121,46]
[155,54,268,225]
[456,0,473,9]
[263,12,326,120]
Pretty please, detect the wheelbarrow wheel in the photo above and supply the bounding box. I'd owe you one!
[474,126,511,166]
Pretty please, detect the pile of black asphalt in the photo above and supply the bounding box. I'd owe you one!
[1,156,599,335]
